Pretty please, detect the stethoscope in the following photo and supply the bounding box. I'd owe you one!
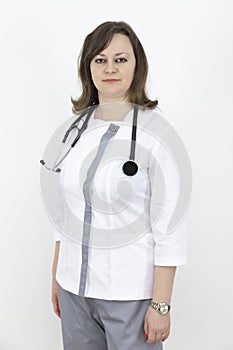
[40,104,139,176]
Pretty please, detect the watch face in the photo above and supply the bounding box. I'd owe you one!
[159,303,169,314]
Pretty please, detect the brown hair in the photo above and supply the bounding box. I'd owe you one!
[71,21,158,113]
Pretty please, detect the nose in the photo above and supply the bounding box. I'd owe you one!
[104,60,117,73]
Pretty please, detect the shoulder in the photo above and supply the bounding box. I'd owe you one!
[138,108,170,141]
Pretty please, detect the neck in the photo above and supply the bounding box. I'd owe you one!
[94,101,133,121]
[98,92,130,104]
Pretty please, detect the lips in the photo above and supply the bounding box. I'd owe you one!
[102,79,120,82]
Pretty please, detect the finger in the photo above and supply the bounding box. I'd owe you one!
[154,332,162,342]
[144,316,150,339]
[161,331,170,342]
[144,320,148,335]
[143,321,146,334]
[52,296,61,318]
[54,303,61,318]
[52,300,59,314]
[147,330,156,344]
[57,294,61,313]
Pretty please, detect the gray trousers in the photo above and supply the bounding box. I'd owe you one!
[59,284,163,350]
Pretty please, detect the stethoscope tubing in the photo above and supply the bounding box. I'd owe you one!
[40,104,138,175]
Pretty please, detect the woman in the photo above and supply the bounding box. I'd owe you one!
[51,21,187,349]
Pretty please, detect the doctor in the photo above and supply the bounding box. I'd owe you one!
[51,21,187,350]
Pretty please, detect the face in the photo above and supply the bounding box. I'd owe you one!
[90,33,136,104]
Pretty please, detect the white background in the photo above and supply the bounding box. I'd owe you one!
[1,0,233,349]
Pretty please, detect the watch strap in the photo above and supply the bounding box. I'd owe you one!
[150,300,171,314]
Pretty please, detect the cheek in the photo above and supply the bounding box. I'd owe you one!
[125,61,136,79]
[90,67,100,87]
[90,64,98,79]
[124,67,135,84]
[90,65,94,78]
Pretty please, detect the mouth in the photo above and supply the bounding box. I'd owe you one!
[102,79,120,83]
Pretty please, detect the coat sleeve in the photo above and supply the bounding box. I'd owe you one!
[148,138,188,266]
[53,228,62,241]
[51,124,79,241]
[52,181,64,241]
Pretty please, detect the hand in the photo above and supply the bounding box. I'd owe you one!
[51,277,61,318]
[144,306,170,343]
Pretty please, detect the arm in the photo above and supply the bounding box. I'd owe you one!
[152,265,176,304]
[144,266,176,344]
[51,241,61,318]
[144,131,188,343]
[52,241,60,279]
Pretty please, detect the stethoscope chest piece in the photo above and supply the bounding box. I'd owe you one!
[122,160,138,176]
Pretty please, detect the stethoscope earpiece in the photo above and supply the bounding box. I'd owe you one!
[122,161,138,176]
[40,159,61,173]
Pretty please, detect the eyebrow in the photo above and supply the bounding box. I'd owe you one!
[97,52,130,57]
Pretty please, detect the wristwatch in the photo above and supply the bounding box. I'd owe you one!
[150,300,171,315]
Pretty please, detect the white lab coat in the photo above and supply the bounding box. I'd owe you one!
[53,107,188,300]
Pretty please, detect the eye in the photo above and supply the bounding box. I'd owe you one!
[94,58,106,64]
[115,57,127,63]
